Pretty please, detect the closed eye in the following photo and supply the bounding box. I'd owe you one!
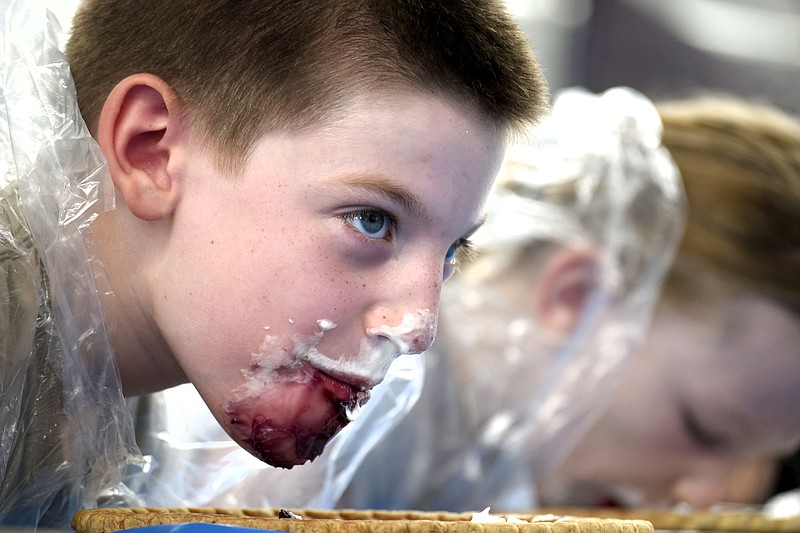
[681,406,727,450]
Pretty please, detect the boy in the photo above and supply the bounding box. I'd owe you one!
[0,0,548,527]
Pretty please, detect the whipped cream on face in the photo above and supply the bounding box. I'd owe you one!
[225,311,436,466]
[365,309,437,355]
[239,309,435,395]
[305,309,437,387]
[235,321,330,396]
[317,319,336,331]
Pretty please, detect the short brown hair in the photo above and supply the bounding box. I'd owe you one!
[657,96,800,313]
[66,0,549,173]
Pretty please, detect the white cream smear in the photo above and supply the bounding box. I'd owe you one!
[239,309,436,395]
[307,309,437,386]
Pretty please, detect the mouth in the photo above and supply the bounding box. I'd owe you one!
[312,367,372,401]
[225,365,371,469]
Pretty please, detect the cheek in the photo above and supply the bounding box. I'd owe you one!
[262,262,368,331]
[191,236,355,320]
[163,252,369,388]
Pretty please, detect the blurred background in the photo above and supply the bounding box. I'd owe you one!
[505,0,800,114]
[506,0,800,507]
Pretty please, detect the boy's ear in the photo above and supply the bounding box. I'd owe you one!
[535,247,600,339]
[97,73,185,221]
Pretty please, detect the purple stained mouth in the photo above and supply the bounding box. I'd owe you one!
[226,373,370,468]
[242,405,343,468]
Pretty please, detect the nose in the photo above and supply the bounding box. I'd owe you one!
[669,458,740,509]
[367,308,438,355]
[363,260,443,355]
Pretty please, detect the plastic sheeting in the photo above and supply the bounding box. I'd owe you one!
[0,0,140,528]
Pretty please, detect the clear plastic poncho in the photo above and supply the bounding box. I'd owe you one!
[0,0,140,528]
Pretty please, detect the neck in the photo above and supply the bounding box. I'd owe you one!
[90,209,187,396]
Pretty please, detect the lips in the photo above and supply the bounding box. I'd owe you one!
[313,368,371,402]
[225,367,370,469]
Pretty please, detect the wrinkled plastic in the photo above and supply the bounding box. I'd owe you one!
[337,86,687,511]
[0,0,140,528]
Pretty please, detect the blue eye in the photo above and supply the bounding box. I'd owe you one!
[343,209,394,240]
[442,238,474,281]
[445,243,458,265]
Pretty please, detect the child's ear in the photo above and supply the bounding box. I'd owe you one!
[535,247,600,339]
[97,73,185,221]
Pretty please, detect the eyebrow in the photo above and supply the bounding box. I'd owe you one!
[335,174,427,219]
[332,173,488,240]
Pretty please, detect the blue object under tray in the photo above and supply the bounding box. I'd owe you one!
[123,524,281,533]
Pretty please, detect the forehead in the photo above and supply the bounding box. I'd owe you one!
[252,88,505,202]
[226,88,508,248]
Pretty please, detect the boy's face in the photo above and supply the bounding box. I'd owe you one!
[153,90,505,468]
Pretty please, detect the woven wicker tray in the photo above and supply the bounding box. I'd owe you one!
[71,508,653,533]
[536,507,800,532]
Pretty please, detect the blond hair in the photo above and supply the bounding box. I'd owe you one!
[657,96,800,313]
[66,0,548,174]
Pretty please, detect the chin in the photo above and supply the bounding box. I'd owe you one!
[222,372,367,468]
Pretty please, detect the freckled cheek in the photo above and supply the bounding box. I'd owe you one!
[262,251,369,322]
[398,260,445,304]
[304,270,371,318]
